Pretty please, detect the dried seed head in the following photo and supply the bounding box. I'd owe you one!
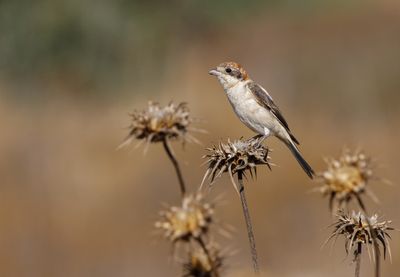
[120,102,195,148]
[328,211,394,260]
[155,193,214,242]
[316,149,377,212]
[201,137,271,190]
[183,244,223,277]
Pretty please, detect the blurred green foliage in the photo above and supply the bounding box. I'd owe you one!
[0,0,353,97]
[2,0,397,112]
[0,0,262,90]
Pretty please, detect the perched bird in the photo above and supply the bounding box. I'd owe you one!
[209,61,314,178]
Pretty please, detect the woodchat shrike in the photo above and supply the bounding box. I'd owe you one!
[209,61,314,178]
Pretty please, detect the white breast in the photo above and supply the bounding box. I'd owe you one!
[225,81,277,135]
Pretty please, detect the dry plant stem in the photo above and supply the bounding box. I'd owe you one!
[355,242,362,277]
[372,232,381,277]
[162,138,186,196]
[237,171,260,274]
[195,237,220,277]
[360,207,380,277]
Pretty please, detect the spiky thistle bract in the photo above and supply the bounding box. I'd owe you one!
[316,149,378,212]
[201,137,271,192]
[155,193,214,243]
[119,102,198,149]
[327,211,394,261]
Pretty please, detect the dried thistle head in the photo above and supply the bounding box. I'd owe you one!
[316,149,378,212]
[201,138,271,190]
[183,244,223,277]
[119,102,196,148]
[328,211,394,261]
[155,193,214,242]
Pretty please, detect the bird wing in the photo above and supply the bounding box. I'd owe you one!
[247,82,299,145]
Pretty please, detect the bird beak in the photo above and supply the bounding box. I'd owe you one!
[208,68,220,76]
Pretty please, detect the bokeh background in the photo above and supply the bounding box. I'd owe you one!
[1,0,399,276]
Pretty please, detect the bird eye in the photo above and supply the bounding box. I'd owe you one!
[225,68,232,73]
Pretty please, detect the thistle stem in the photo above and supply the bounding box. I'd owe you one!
[372,230,381,277]
[360,208,380,277]
[355,242,362,277]
[162,138,186,196]
[237,171,259,274]
[196,237,220,277]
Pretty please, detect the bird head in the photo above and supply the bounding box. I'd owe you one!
[209,61,249,89]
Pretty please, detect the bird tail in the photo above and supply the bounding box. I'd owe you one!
[284,138,315,179]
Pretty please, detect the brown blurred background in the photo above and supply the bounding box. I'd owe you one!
[1,0,400,276]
